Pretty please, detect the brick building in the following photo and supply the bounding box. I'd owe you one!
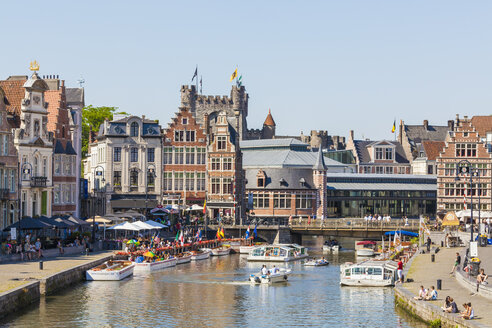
[162,107,207,206]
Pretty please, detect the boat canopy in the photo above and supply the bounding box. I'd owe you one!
[356,241,376,245]
[384,230,418,237]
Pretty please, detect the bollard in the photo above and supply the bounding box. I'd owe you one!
[39,261,43,270]
[441,241,444,247]
[437,279,442,290]
[431,254,435,262]
[86,248,89,256]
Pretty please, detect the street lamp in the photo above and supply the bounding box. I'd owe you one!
[145,164,156,219]
[18,162,32,242]
[455,160,480,242]
[93,165,105,244]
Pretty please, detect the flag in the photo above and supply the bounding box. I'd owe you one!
[464,195,467,210]
[253,224,257,238]
[199,76,202,93]
[203,200,207,214]
[179,229,184,246]
[195,229,201,240]
[391,120,396,133]
[175,230,180,242]
[191,66,198,82]
[220,227,225,238]
[245,226,250,239]
[236,75,243,87]
[230,68,237,82]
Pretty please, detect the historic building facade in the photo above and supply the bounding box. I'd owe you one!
[162,107,207,206]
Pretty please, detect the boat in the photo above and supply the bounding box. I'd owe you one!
[249,268,292,284]
[247,244,308,262]
[191,250,211,261]
[86,260,135,281]
[239,245,256,254]
[356,241,376,257]
[304,258,329,266]
[340,259,398,287]
[323,241,341,254]
[211,247,231,256]
[133,257,177,273]
[176,252,193,264]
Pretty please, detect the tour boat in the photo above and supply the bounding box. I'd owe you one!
[355,241,376,257]
[133,257,177,273]
[190,250,211,261]
[86,260,135,281]
[249,268,292,284]
[211,247,231,256]
[304,259,329,267]
[176,252,193,264]
[247,244,308,262]
[340,259,398,287]
[239,245,255,254]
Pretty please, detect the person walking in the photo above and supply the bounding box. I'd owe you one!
[426,236,432,252]
[450,252,461,274]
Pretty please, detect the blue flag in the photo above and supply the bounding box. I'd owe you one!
[253,224,257,238]
[245,226,250,239]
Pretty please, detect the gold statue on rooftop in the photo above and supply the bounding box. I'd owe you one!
[29,60,40,71]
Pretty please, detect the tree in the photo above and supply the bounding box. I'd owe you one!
[82,105,129,158]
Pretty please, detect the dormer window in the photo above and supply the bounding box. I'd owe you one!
[299,177,306,187]
[130,122,139,137]
[279,178,287,187]
[257,170,266,188]
[375,147,393,160]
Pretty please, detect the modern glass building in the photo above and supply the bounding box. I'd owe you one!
[326,173,436,218]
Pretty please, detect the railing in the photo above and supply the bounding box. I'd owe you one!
[30,176,47,188]
[290,218,420,231]
[0,188,9,200]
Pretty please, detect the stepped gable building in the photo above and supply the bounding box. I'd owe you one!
[437,115,492,213]
[241,138,348,220]
[12,71,54,217]
[162,107,207,206]
[86,114,162,214]
[346,130,410,174]
[0,85,19,230]
[45,80,78,217]
[205,111,244,220]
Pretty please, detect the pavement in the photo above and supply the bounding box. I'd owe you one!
[0,251,113,294]
[403,246,492,327]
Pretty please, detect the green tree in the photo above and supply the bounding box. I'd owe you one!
[81,105,129,158]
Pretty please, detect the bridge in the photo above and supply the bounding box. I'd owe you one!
[208,218,421,244]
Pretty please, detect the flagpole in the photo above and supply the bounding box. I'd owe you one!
[196,65,198,93]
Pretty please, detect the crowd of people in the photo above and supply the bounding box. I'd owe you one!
[363,214,393,223]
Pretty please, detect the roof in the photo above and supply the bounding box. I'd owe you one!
[325,173,436,191]
[404,124,450,144]
[352,140,409,163]
[0,79,26,116]
[240,138,308,149]
[263,109,276,126]
[421,141,445,160]
[65,88,84,105]
[243,148,346,168]
[245,167,314,189]
[471,116,492,137]
[313,148,326,170]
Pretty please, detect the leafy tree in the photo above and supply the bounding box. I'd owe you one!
[81,105,129,158]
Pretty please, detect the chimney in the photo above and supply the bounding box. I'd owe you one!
[423,120,429,131]
[349,130,354,141]
[398,120,403,144]
[447,120,454,131]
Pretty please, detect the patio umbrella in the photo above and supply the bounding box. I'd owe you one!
[133,221,159,230]
[143,251,155,258]
[144,220,168,228]
[111,222,141,231]
[126,239,138,244]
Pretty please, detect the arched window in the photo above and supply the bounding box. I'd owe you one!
[130,169,139,187]
[130,122,139,137]
[34,156,39,177]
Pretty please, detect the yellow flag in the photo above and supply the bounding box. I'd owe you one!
[230,68,237,82]
[391,120,396,133]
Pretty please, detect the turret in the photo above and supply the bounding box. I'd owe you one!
[261,109,276,139]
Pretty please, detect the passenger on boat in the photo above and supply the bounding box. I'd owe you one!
[261,265,268,276]
[272,266,279,274]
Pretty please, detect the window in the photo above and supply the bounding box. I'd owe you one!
[163,147,173,164]
[385,166,393,174]
[182,118,188,125]
[274,193,291,209]
[174,147,184,164]
[3,135,8,155]
[147,148,155,162]
[197,172,205,191]
[147,171,155,186]
[113,171,122,186]
[163,172,173,190]
[257,177,265,187]
[65,156,72,175]
[10,170,15,192]
[186,172,194,191]
[375,148,383,160]
[174,130,184,142]
[34,157,39,177]
[211,158,220,170]
[223,157,232,170]
[253,193,270,208]
[363,166,371,174]
[130,122,139,137]
[185,130,196,142]
[186,147,195,164]
[217,136,227,150]
[130,169,139,187]
[174,172,184,190]
[197,148,206,164]
[130,148,138,162]
[21,192,26,217]
[222,178,233,195]
[375,166,384,174]
[4,171,8,190]
[54,155,61,175]
[427,165,434,174]
[385,148,393,160]
[456,143,476,157]
[114,147,121,162]
[32,192,37,216]
[211,178,221,194]
[296,193,313,209]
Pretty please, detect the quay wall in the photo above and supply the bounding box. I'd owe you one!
[0,281,40,319]
[40,255,112,295]
[394,286,487,328]
[455,269,492,301]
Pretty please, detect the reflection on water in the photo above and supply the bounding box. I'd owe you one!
[1,252,426,328]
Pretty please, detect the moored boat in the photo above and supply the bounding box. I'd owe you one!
[133,257,177,272]
[191,250,211,261]
[211,247,231,256]
[304,258,329,267]
[340,259,397,287]
[247,244,308,262]
[176,252,193,264]
[86,260,135,281]
[239,245,255,254]
[249,268,292,284]
[355,241,376,257]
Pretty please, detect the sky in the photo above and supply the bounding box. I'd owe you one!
[1,1,492,140]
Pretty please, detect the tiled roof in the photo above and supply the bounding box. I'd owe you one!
[0,79,26,116]
[45,90,62,133]
[66,88,84,105]
[471,116,492,137]
[263,109,276,126]
[353,140,409,164]
[404,124,449,144]
[422,141,445,161]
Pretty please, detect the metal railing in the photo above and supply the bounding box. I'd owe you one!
[290,218,420,230]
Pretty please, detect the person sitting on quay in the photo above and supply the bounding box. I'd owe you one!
[477,268,488,285]
[424,286,438,301]
[459,303,474,320]
[414,286,427,300]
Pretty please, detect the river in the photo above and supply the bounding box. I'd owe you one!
[0,252,426,328]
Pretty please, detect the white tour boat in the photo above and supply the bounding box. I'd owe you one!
[355,241,376,257]
[239,245,255,254]
[340,259,398,287]
[247,244,308,262]
[86,260,135,281]
[176,252,193,264]
[133,257,177,273]
[304,258,329,267]
[191,250,211,261]
[211,247,231,256]
[249,268,292,284]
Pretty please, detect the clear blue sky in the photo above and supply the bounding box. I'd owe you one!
[1,1,492,140]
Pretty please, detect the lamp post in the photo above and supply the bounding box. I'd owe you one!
[18,162,32,243]
[455,160,479,242]
[145,164,156,219]
[93,165,105,244]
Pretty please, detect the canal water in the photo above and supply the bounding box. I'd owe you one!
[1,252,426,328]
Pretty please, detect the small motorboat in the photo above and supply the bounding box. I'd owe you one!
[249,268,292,284]
[86,260,135,281]
[191,250,211,261]
[211,247,231,256]
[133,257,177,273]
[323,241,341,254]
[356,241,376,257]
[176,252,193,264]
[304,259,329,267]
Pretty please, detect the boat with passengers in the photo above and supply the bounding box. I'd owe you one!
[340,259,398,287]
[247,244,308,262]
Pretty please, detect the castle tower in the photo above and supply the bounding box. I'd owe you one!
[312,148,327,220]
[261,109,276,139]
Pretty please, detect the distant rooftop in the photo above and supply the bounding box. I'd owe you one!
[240,138,308,150]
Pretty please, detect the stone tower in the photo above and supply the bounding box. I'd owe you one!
[312,148,327,219]
[261,109,276,139]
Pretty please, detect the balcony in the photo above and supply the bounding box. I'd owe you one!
[31,176,47,188]
[0,188,9,200]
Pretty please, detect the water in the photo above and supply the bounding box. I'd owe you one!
[0,252,426,328]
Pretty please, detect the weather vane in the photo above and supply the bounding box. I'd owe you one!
[29,60,40,72]
[77,75,85,87]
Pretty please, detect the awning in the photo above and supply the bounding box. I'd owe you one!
[3,217,53,231]
[384,230,418,237]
